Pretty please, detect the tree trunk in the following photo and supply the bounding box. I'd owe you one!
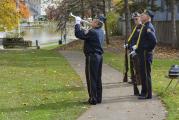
[80,0,85,19]
[165,0,170,21]
[171,0,178,48]
[102,0,110,45]
[151,0,155,11]
[123,0,131,82]
[90,0,98,19]
[143,0,148,4]
[124,0,131,38]
[107,0,112,12]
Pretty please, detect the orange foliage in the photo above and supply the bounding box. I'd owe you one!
[19,1,30,19]
[13,0,30,19]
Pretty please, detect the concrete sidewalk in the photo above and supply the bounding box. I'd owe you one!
[60,51,166,120]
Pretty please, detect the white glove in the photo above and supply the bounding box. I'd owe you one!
[75,16,82,25]
[132,45,137,50]
[123,44,128,48]
[129,50,137,57]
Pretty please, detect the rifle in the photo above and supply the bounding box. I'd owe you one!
[132,55,140,95]
[123,26,137,83]
[123,38,129,82]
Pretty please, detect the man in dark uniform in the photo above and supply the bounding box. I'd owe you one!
[130,10,157,99]
[127,12,142,96]
[74,16,105,105]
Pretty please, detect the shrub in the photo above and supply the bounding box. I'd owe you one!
[107,12,122,36]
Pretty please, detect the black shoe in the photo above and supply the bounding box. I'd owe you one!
[138,96,152,100]
[139,94,143,96]
[147,96,152,99]
[128,81,133,84]
[134,88,139,96]
[139,93,145,96]
[138,96,147,99]
[134,93,140,96]
[88,98,97,105]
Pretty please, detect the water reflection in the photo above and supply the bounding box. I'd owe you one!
[21,23,60,45]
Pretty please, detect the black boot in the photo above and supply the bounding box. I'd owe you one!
[88,98,97,105]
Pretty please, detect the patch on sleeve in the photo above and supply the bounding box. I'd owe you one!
[147,28,152,33]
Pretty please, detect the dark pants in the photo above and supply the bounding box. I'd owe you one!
[138,51,153,98]
[85,53,103,102]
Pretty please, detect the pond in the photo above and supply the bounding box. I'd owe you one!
[21,22,75,46]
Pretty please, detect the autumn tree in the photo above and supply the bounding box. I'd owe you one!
[0,0,30,31]
[0,0,19,31]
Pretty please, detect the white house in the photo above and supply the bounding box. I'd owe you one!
[25,0,58,21]
[0,32,6,49]
[134,0,179,21]
[153,0,179,21]
[0,32,6,38]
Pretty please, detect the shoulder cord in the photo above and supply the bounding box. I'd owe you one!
[128,26,137,42]
[136,24,145,48]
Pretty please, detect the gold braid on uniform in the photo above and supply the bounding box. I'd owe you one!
[128,26,137,43]
[136,24,145,48]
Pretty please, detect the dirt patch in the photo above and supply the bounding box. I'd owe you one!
[58,40,83,51]
[58,36,179,59]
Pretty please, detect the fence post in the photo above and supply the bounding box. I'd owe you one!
[36,40,40,49]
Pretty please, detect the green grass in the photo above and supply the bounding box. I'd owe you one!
[42,44,62,50]
[0,49,88,120]
[104,52,125,72]
[104,51,179,120]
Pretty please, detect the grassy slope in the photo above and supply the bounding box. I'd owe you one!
[0,49,88,120]
[104,52,179,120]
